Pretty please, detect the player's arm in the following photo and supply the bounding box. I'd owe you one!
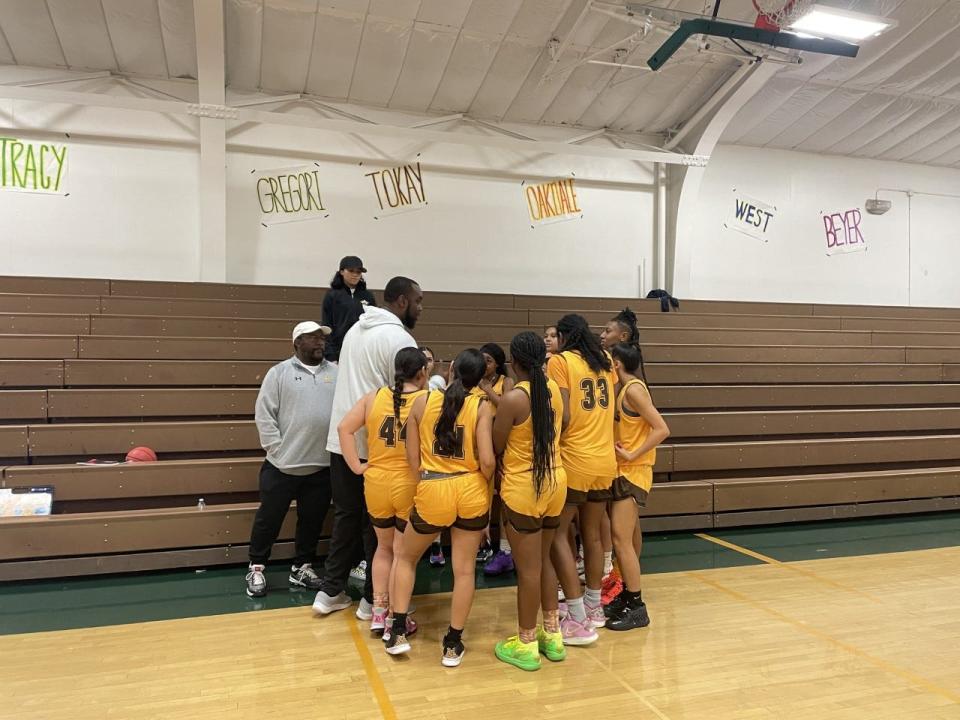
[615,384,670,462]
[404,393,428,476]
[476,401,496,480]
[547,355,571,430]
[338,390,375,475]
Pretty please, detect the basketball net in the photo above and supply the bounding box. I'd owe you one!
[752,0,813,31]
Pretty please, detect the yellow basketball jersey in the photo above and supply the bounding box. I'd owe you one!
[616,379,656,468]
[419,390,482,475]
[365,387,427,472]
[501,378,564,481]
[547,350,617,477]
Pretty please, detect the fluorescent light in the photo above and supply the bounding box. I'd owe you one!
[788,5,894,41]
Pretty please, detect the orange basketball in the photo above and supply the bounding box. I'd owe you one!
[125,446,158,463]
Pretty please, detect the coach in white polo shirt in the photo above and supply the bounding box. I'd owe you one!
[313,277,423,616]
[245,321,337,599]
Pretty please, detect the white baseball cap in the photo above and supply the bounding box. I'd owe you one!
[292,321,332,342]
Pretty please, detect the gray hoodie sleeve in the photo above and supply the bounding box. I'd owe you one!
[255,366,282,454]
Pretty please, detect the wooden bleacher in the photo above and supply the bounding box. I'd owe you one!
[2,275,960,580]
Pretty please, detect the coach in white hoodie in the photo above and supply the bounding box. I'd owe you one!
[313,276,423,616]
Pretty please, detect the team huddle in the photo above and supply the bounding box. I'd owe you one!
[246,261,669,672]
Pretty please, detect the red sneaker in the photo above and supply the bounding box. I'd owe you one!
[601,569,623,606]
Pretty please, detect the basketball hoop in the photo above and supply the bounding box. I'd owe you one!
[752,0,813,31]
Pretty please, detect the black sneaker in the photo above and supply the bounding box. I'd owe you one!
[441,639,465,667]
[606,601,651,631]
[384,629,411,656]
[603,593,628,619]
[289,564,323,590]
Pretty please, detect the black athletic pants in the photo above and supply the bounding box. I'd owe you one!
[319,453,376,602]
[248,460,331,567]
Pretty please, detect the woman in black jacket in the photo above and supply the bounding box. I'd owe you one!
[322,256,378,361]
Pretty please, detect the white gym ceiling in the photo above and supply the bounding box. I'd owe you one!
[0,0,957,165]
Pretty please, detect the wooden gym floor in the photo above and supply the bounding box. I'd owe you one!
[2,514,960,720]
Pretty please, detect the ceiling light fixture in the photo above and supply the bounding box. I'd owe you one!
[788,5,895,41]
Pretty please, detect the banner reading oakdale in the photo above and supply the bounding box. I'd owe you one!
[523,177,582,227]
[0,137,68,195]
[255,164,329,226]
[363,159,427,219]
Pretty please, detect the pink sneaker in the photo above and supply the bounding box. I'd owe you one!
[382,615,418,643]
[586,602,607,629]
[370,607,387,634]
[560,616,598,646]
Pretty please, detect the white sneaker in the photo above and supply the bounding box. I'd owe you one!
[312,590,352,615]
[355,597,374,621]
[245,564,267,598]
[349,560,367,585]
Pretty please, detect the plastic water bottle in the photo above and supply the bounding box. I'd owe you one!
[197,498,206,511]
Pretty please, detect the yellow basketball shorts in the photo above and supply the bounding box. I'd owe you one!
[612,465,653,507]
[500,467,567,533]
[409,471,491,534]
[364,467,416,530]
[563,466,614,505]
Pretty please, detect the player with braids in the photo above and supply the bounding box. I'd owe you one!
[601,307,652,391]
[604,342,670,630]
[387,349,496,667]
[337,348,429,636]
[492,332,568,671]
[546,314,617,644]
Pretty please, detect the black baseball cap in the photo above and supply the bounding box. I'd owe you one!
[339,256,367,272]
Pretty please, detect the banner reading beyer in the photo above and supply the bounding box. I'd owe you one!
[0,137,68,195]
[254,164,329,226]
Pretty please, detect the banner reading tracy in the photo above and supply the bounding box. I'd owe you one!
[255,163,329,226]
[523,177,582,227]
[0,137,68,195]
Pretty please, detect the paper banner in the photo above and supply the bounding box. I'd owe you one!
[362,156,428,220]
[254,163,330,226]
[723,188,776,241]
[822,208,867,256]
[0,137,69,195]
[523,176,583,228]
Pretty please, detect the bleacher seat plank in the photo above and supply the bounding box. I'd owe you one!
[943,365,960,381]
[0,503,286,560]
[3,458,262,500]
[424,291,515,309]
[645,363,942,385]
[0,390,46,420]
[109,279,324,303]
[639,481,712,516]
[92,315,292,339]
[102,296,318,320]
[656,384,960,409]
[814,304,960,319]
[650,299,815,316]
[672,434,960,473]
[78,336,288,361]
[0,313,90,335]
[907,347,960,363]
[843,316,960,332]
[527,309,844,330]
[0,276,110,295]
[643,344,905,364]
[0,293,101,314]
[64,360,272,386]
[874,331,960,347]
[0,426,28,459]
[713,497,960,527]
[0,335,78,360]
[0,360,63,388]
[27,420,260,458]
[664,407,960,440]
[47,388,258,418]
[710,467,960,512]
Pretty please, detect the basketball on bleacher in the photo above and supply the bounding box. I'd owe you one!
[125,446,158,463]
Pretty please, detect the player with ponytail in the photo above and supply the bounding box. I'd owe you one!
[491,332,568,670]
[387,349,496,667]
[337,347,429,636]
[603,342,670,631]
[545,314,618,643]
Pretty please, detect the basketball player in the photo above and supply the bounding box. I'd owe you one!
[493,332,567,671]
[336,348,429,636]
[385,349,495,667]
[546,314,617,642]
[605,342,670,630]
[543,326,559,359]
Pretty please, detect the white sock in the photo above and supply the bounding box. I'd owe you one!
[567,596,587,622]
[585,587,601,607]
[499,538,511,554]
[603,552,613,575]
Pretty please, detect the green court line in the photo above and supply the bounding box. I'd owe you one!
[2,512,957,637]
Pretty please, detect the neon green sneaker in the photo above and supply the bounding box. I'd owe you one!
[537,626,566,662]
[495,635,541,671]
